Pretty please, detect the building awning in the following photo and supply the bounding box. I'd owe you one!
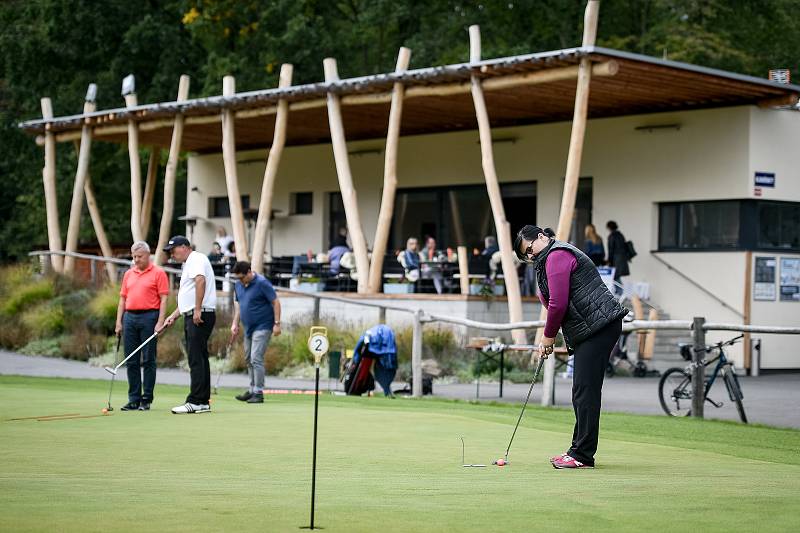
[19,46,800,154]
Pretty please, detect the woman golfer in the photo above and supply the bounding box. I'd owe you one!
[515,225,628,469]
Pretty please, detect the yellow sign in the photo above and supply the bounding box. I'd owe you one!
[307,326,329,365]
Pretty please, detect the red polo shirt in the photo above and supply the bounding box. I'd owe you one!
[120,263,169,311]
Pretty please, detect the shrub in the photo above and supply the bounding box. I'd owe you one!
[18,337,63,357]
[0,265,37,298]
[88,284,121,334]
[59,326,107,361]
[21,303,65,338]
[1,280,54,315]
[0,317,30,348]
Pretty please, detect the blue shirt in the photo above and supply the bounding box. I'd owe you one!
[234,273,277,336]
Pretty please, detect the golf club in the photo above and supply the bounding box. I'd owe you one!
[494,354,547,466]
[103,330,159,376]
[460,437,486,467]
[104,334,122,412]
[213,335,234,395]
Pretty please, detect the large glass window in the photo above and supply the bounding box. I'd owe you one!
[389,182,536,252]
[658,200,800,252]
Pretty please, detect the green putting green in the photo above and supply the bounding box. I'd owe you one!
[1,375,798,532]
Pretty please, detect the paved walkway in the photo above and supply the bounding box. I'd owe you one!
[3,350,799,429]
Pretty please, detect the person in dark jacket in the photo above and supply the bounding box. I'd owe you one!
[515,225,628,469]
[605,220,629,294]
[583,224,605,267]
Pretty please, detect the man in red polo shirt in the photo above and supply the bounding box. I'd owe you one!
[115,241,169,411]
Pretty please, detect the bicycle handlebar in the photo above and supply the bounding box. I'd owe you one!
[698,334,744,354]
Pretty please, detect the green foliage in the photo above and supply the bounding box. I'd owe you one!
[20,302,65,337]
[88,284,121,334]
[1,280,54,315]
[18,336,63,356]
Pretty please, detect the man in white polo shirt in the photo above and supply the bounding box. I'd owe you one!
[162,235,217,414]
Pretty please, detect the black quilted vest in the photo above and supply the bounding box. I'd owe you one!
[534,239,628,347]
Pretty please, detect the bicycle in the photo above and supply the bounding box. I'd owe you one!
[658,334,747,423]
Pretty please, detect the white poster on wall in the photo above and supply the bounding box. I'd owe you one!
[753,256,776,301]
[780,257,800,302]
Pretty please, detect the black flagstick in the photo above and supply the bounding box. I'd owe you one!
[310,361,320,529]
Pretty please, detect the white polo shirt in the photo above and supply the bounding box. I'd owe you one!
[178,250,217,314]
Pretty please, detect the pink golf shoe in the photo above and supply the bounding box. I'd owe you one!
[551,455,593,469]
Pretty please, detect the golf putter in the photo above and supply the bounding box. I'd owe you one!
[494,355,547,466]
[105,334,122,411]
[460,437,486,468]
[214,335,234,395]
[103,330,159,375]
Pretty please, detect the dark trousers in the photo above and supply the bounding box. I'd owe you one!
[184,311,216,405]
[373,359,397,397]
[567,317,622,466]
[123,310,159,403]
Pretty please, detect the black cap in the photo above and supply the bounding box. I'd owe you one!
[163,235,190,252]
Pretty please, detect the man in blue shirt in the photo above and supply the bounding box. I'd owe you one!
[230,261,282,404]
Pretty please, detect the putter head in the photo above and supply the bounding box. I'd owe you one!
[103,366,117,376]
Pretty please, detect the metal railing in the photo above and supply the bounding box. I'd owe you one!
[28,250,800,412]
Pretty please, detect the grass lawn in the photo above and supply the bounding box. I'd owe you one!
[1,375,799,532]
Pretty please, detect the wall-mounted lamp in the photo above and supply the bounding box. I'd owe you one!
[634,123,681,133]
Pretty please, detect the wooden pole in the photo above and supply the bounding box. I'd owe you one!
[448,190,466,247]
[124,86,145,242]
[40,97,63,272]
[743,251,752,371]
[63,84,97,275]
[74,139,117,281]
[221,75,249,261]
[155,75,190,265]
[251,64,293,273]
[140,147,161,239]
[541,0,600,407]
[323,58,371,293]
[468,26,525,345]
[457,246,470,295]
[368,47,411,293]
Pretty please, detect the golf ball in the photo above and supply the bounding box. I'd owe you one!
[496,459,506,466]
[101,408,108,414]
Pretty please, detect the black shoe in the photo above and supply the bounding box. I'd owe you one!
[121,401,140,411]
[235,391,253,402]
[139,402,151,411]
[246,394,264,404]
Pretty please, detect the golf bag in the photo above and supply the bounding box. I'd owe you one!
[343,356,375,396]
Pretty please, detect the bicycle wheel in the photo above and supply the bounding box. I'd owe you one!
[723,368,748,424]
[658,368,693,417]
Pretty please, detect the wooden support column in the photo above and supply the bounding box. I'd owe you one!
[468,26,525,345]
[123,76,145,242]
[323,58,371,293]
[252,64,293,273]
[140,147,160,239]
[368,47,411,293]
[71,141,116,281]
[221,76,249,261]
[40,98,63,272]
[542,0,600,407]
[155,75,190,265]
[457,246,470,295]
[63,84,97,275]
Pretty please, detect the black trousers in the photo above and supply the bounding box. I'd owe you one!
[567,317,622,466]
[184,311,216,405]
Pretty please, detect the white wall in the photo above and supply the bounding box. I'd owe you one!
[186,105,800,367]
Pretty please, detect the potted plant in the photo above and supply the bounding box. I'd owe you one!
[383,279,414,294]
[292,276,325,293]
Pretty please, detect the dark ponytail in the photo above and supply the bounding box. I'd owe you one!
[513,225,555,260]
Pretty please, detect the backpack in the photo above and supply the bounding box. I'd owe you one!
[625,240,637,261]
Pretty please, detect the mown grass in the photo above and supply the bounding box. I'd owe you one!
[1,376,798,532]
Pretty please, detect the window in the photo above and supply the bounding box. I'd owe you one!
[388,182,536,251]
[208,195,250,218]
[758,201,800,250]
[658,200,800,252]
[291,192,313,215]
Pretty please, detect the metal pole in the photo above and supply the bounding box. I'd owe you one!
[411,309,423,397]
[691,317,706,419]
[499,349,504,398]
[313,297,321,324]
[379,306,386,324]
[310,365,320,529]
[90,259,97,285]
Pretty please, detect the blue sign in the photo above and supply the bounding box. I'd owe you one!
[755,172,775,187]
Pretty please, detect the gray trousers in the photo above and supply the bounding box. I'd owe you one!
[245,329,272,393]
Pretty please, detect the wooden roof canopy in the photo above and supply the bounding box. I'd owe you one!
[20,46,800,154]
